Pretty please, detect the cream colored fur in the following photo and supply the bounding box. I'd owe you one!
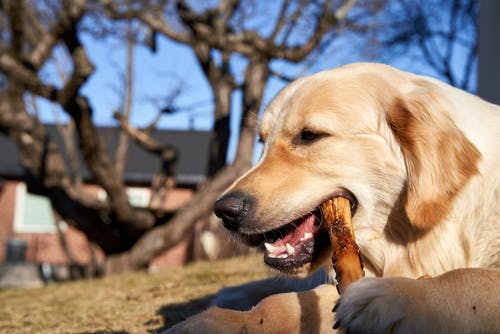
[166,63,500,334]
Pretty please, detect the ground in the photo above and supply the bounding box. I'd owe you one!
[0,254,271,334]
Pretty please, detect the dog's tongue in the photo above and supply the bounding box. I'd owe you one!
[264,213,316,258]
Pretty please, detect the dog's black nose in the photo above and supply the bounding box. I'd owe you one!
[214,192,251,231]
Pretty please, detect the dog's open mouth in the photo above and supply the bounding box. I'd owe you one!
[239,191,357,273]
[262,208,327,272]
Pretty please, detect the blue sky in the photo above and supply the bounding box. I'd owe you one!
[81,36,213,130]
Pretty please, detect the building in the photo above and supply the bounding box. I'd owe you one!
[478,0,500,104]
[0,125,212,276]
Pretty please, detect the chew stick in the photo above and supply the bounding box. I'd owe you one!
[321,197,364,293]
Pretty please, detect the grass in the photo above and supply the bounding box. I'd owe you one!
[0,254,272,334]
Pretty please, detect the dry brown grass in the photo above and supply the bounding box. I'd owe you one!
[0,254,271,334]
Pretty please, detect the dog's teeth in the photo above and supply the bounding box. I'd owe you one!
[264,242,288,255]
[264,242,279,253]
[300,232,313,241]
[286,243,295,255]
[269,253,288,259]
[264,242,272,252]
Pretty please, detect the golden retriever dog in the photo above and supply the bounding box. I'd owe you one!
[167,63,500,333]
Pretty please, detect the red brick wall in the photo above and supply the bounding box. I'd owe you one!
[0,181,16,261]
[0,181,193,269]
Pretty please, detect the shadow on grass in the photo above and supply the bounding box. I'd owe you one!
[148,294,215,333]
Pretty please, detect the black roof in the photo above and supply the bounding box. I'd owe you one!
[0,125,212,186]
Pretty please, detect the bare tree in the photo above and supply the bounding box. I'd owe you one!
[101,0,368,272]
[0,0,373,273]
[359,0,478,91]
[0,0,155,257]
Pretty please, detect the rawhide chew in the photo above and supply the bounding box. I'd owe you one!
[321,197,364,293]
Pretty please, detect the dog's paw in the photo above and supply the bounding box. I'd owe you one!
[333,277,433,334]
[161,308,223,334]
[162,319,199,334]
[162,314,213,334]
[162,306,251,334]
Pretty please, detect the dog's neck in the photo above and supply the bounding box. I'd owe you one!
[356,173,500,279]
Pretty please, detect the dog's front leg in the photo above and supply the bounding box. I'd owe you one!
[164,284,339,334]
[334,268,500,334]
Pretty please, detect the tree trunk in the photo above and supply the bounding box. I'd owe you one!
[105,58,269,273]
[207,80,233,176]
[0,90,135,253]
[235,58,268,164]
[115,16,135,179]
[105,161,249,272]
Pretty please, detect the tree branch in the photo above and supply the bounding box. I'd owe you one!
[99,0,193,44]
[0,53,58,99]
[115,14,135,179]
[268,0,291,42]
[271,0,357,62]
[113,110,178,212]
[113,111,176,159]
[28,1,87,69]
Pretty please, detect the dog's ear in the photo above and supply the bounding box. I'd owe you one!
[387,84,481,229]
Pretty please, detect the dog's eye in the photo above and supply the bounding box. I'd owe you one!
[300,130,324,142]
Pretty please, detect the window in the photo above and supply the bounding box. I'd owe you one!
[126,188,151,208]
[97,187,151,208]
[14,183,60,233]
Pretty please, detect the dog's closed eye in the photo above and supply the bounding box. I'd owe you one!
[298,129,328,144]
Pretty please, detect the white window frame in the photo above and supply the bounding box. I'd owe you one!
[126,187,151,208]
[97,187,151,208]
[13,183,64,233]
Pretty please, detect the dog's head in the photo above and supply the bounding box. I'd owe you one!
[214,63,481,277]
